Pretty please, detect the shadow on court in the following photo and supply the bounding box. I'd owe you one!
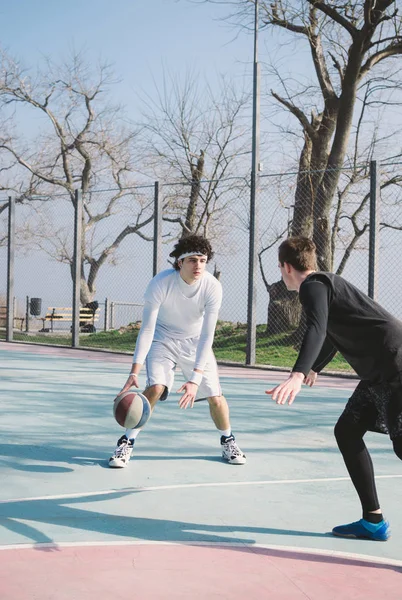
[0,489,343,546]
[0,439,394,476]
[1,492,401,579]
[0,442,237,471]
[0,440,343,472]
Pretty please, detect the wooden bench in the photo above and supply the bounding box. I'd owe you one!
[0,306,25,331]
[39,306,100,333]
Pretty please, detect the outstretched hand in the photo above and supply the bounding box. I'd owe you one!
[177,381,199,409]
[119,373,139,395]
[265,372,304,406]
[304,370,317,387]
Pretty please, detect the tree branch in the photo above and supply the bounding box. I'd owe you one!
[360,41,402,79]
[271,91,316,139]
[307,0,357,38]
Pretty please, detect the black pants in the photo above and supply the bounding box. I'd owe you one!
[334,416,402,513]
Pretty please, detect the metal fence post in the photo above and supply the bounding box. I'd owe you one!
[104,297,109,331]
[368,161,379,300]
[110,301,115,330]
[153,181,162,276]
[72,189,83,347]
[246,0,260,366]
[25,296,29,333]
[6,196,15,342]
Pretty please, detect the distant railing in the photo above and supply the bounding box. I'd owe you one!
[0,298,144,334]
[107,301,144,330]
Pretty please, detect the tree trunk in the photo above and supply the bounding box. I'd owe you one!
[313,40,363,270]
[182,150,205,237]
[292,134,316,238]
[267,110,336,335]
[266,279,301,335]
[80,276,95,305]
[213,264,221,281]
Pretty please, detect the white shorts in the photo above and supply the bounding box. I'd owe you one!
[145,337,222,401]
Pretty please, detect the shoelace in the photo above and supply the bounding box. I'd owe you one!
[223,440,242,456]
[115,441,132,458]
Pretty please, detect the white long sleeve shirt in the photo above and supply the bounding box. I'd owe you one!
[133,269,222,373]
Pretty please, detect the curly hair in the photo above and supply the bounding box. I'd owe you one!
[169,235,214,270]
[278,237,317,271]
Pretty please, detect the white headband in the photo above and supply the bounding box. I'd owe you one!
[178,252,208,261]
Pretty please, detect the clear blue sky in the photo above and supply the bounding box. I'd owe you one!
[1,2,399,165]
[0,0,257,117]
[0,0,321,172]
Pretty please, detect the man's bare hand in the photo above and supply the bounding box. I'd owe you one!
[177,381,198,409]
[265,372,304,405]
[119,373,139,395]
[304,370,317,387]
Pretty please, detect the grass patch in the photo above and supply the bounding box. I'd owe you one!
[212,323,353,372]
[79,329,138,351]
[1,322,353,373]
[0,331,72,346]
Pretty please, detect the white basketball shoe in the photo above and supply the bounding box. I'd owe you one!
[109,435,134,468]
[221,435,246,465]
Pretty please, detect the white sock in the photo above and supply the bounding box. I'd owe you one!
[125,428,142,441]
[219,428,232,438]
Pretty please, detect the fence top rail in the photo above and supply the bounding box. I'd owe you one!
[259,165,372,179]
[110,302,144,307]
[2,157,400,201]
[380,160,402,168]
[84,184,156,193]
[79,177,249,195]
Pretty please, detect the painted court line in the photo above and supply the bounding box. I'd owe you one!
[0,540,401,569]
[1,474,401,504]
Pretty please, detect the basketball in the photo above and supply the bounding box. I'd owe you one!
[113,390,151,429]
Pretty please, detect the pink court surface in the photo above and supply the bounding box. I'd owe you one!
[1,342,401,599]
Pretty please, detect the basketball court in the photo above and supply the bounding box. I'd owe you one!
[1,342,401,599]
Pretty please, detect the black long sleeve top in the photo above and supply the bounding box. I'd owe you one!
[292,272,402,383]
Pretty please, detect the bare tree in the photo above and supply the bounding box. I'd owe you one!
[0,49,151,303]
[199,0,402,340]
[258,110,402,336]
[139,71,251,246]
[210,0,402,267]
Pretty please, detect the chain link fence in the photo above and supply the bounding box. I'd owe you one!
[255,167,374,370]
[1,193,75,343]
[1,160,401,372]
[376,161,402,317]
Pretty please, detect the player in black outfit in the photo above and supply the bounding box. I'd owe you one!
[266,236,402,541]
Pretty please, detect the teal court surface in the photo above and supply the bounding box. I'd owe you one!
[0,342,401,599]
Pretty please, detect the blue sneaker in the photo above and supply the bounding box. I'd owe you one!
[332,518,390,541]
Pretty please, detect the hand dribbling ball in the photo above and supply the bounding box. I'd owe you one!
[113,390,151,429]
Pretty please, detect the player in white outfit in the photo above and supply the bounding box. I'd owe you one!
[109,234,246,468]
